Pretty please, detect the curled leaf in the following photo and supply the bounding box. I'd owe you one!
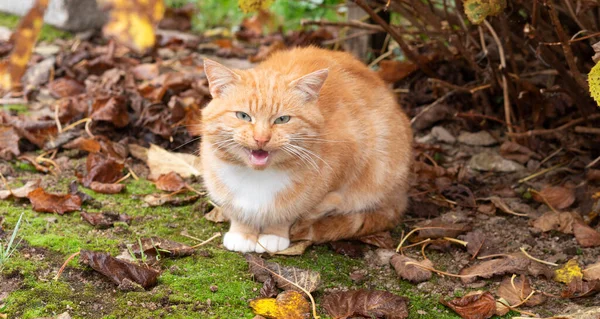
[245,254,321,293]
[560,279,600,298]
[441,291,496,319]
[154,172,186,192]
[80,211,132,229]
[322,289,409,319]
[497,275,545,307]
[573,222,600,248]
[79,250,160,289]
[390,254,433,283]
[27,188,82,215]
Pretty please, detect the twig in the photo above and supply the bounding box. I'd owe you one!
[586,155,600,169]
[396,226,459,252]
[539,147,563,166]
[113,173,131,185]
[497,297,537,317]
[301,19,383,32]
[54,104,62,133]
[368,49,393,68]
[353,0,436,78]
[483,19,513,138]
[508,114,600,138]
[398,238,431,252]
[519,247,558,267]
[518,162,565,184]
[54,250,81,281]
[545,0,588,92]
[443,237,467,247]
[189,233,221,249]
[575,126,600,135]
[184,184,205,196]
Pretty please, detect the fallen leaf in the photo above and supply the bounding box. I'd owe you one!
[0,0,48,90]
[89,182,125,194]
[461,230,489,258]
[246,254,321,293]
[495,298,510,317]
[143,194,200,207]
[560,279,600,298]
[204,206,228,223]
[100,0,165,52]
[81,153,124,188]
[583,261,600,281]
[390,254,433,283]
[532,186,576,210]
[27,188,82,215]
[249,290,310,319]
[415,219,471,239]
[126,237,195,261]
[531,211,582,234]
[0,125,20,159]
[555,259,583,284]
[80,211,132,229]
[441,291,496,319]
[322,289,409,319]
[274,241,313,256]
[79,250,160,289]
[573,222,600,247]
[459,253,552,284]
[90,96,130,128]
[48,78,85,98]
[497,275,545,306]
[154,172,186,192]
[499,141,540,164]
[0,180,40,200]
[260,275,278,298]
[131,63,159,81]
[358,231,395,249]
[62,137,102,153]
[328,241,364,258]
[146,144,202,180]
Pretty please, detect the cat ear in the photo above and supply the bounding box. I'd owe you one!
[204,59,241,98]
[290,69,329,101]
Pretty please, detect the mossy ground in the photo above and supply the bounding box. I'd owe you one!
[0,162,520,319]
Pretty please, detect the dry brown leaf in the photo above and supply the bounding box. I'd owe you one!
[48,78,85,98]
[245,254,321,293]
[377,60,418,83]
[531,211,583,234]
[80,250,160,289]
[358,231,395,249]
[532,186,576,210]
[249,290,310,319]
[204,206,229,223]
[146,144,202,180]
[390,254,433,283]
[154,172,186,192]
[415,218,471,239]
[497,275,545,307]
[573,222,600,247]
[459,253,552,284]
[0,180,40,200]
[441,291,496,319]
[82,153,124,188]
[259,275,278,298]
[80,211,132,229]
[0,0,48,90]
[461,230,490,258]
[143,194,200,207]
[322,289,409,319]
[131,63,159,81]
[560,279,600,298]
[89,181,125,194]
[63,137,102,153]
[0,125,20,159]
[27,187,82,215]
[274,241,313,256]
[91,96,130,128]
[499,141,539,164]
[583,261,600,281]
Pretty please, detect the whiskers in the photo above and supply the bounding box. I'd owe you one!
[282,143,332,172]
[288,133,347,144]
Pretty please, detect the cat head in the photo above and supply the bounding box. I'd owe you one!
[201,59,328,170]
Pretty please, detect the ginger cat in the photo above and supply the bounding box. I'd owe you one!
[201,47,412,253]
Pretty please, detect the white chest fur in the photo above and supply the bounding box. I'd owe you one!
[214,161,292,219]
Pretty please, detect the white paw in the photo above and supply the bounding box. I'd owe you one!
[223,232,257,253]
[255,234,290,253]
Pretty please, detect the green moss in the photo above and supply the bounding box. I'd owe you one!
[0,12,71,42]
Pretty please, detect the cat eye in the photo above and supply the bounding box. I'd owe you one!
[274,115,291,124]
[236,111,252,122]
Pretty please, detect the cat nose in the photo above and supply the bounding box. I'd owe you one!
[254,135,270,148]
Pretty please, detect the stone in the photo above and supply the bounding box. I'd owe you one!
[468,152,525,172]
[458,131,497,146]
[431,126,456,143]
[373,248,396,266]
[0,0,106,32]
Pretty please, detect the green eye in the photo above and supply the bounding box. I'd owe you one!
[274,115,291,124]
[236,111,252,122]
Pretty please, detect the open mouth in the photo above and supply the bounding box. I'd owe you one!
[249,149,270,166]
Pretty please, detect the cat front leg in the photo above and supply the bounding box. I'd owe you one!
[255,223,291,253]
[223,220,259,253]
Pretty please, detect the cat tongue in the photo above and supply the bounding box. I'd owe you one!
[250,150,269,166]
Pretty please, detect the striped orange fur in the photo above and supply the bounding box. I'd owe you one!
[201,47,412,253]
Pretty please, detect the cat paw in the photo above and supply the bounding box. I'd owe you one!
[255,234,290,253]
[223,232,257,252]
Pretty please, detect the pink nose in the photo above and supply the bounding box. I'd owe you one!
[254,136,270,148]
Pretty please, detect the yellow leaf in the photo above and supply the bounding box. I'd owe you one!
[555,259,583,284]
[238,0,274,13]
[463,0,506,25]
[249,290,310,319]
[588,60,600,106]
[100,0,165,53]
